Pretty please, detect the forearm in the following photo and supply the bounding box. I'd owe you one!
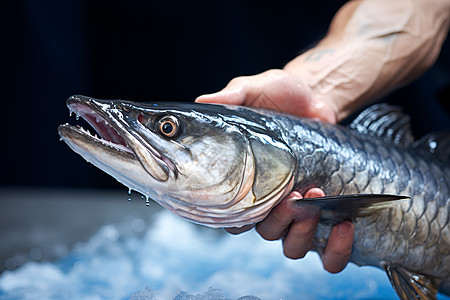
[284,0,450,121]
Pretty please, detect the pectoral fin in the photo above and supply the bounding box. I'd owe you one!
[384,264,441,300]
[296,194,409,224]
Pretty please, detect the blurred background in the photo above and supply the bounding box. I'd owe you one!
[1,0,450,297]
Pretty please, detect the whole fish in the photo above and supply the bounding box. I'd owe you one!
[58,95,450,300]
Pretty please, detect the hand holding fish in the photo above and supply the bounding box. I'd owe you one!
[228,188,354,274]
[196,69,338,124]
[196,71,354,273]
[257,190,354,274]
[195,0,450,277]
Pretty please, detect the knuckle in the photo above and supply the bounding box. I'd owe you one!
[331,238,353,256]
[338,247,352,258]
[268,204,297,227]
[282,230,312,260]
[291,219,317,236]
[228,76,248,86]
[322,247,351,274]
[328,244,352,258]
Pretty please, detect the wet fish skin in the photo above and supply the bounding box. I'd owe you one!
[269,110,450,297]
[58,96,450,299]
[59,96,298,226]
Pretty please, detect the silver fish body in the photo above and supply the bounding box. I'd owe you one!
[271,111,450,297]
[59,96,449,299]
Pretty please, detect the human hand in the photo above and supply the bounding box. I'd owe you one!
[196,70,353,273]
[225,189,354,273]
[195,69,337,124]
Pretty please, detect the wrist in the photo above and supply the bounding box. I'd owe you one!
[282,67,339,124]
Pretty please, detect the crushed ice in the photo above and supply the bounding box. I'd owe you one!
[0,210,419,300]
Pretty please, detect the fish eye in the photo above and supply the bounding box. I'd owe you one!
[157,115,180,138]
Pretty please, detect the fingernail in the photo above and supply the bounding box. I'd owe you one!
[337,222,352,237]
[286,192,303,202]
[288,196,302,202]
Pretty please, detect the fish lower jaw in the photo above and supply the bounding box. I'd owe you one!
[59,124,135,156]
[58,124,158,190]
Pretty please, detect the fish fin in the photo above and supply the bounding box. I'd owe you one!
[413,131,450,162]
[297,194,409,224]
[384,264,441,300]
[349,104,414,145]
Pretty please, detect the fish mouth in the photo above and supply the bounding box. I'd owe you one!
[58,95,171,181]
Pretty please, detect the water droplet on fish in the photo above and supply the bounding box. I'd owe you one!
[69,111,73,117]
[128,197,132,203]
[128,188,132,196]
[76,115,80,120]
[141,195,145,199]
[145,196,150,207]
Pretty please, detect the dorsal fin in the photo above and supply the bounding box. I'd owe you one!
[384,264,441,300]
[413,131,450,162]
[349,104,414,145]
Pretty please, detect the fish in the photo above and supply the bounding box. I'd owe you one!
[58,95,450,300]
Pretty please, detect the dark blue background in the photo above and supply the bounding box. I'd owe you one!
[1,0,449,189]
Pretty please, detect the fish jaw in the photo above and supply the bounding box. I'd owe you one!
[58,124,156,192]
[58,95,173,194]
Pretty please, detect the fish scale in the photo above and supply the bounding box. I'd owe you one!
[274,114,450,286]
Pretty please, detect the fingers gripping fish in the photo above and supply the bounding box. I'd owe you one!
[58,95,450,299]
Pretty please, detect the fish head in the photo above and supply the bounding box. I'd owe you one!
[58,95,296,227]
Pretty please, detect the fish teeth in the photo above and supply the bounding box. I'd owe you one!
[78,126,92,136]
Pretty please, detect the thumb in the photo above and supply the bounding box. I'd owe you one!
[196,76,253,105]
[195,89,245,105]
